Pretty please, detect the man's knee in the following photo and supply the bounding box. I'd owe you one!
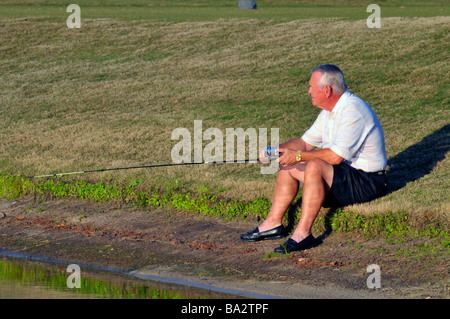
[278,162,306,182]
[304,159,334,186]
[305,158,328,173]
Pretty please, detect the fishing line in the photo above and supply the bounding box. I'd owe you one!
[26,158,263,179]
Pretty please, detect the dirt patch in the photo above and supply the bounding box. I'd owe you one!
[0,198,448,299]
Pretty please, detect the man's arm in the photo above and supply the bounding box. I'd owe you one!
[276,137,344,166]
[278,146,344,166]
[279,137,316,152]
[298,148,344,165]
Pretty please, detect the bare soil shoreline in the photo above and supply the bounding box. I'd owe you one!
[0,198,448,299]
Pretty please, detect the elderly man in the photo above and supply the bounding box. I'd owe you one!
[241,64,388,254]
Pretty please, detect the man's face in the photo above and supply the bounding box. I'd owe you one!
[308,71,327,109]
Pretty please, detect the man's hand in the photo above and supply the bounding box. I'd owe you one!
[277,148,299,166]
[259,146,282,165]
[258,147,272,165]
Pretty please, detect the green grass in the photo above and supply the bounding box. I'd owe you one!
[1,173,448,249]
[0,0,448,21]
[0,1,449,236]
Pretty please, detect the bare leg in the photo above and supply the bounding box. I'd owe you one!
[258,163,306,232]
[291,159,334,242]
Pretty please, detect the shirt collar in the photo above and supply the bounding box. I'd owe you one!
[330,90,351,114]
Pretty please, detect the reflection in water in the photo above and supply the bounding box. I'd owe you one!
[0,256,242,299]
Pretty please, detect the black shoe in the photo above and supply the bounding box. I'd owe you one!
[274,234,316,254]
[240,225,285,242]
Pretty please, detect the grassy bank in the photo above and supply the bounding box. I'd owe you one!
[0,1,449,242]
[1,173,448,250]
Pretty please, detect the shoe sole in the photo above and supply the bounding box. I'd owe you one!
[241,234,284,242]
[274,242,316,254]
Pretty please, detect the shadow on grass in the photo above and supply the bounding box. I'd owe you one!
[285,196,301,236]
[386,124,449,194]
[316,207,340,244]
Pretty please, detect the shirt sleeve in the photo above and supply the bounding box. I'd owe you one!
[301,111,325,148]
[330,110,370,160]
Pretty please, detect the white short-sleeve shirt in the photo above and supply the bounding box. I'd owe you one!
[302,90,387,172]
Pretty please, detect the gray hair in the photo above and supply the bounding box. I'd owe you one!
[312,64,347,95]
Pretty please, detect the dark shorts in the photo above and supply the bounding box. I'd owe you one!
[323,163,388,208]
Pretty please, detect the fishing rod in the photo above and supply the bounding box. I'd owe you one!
[26,158,265,179]
[27,147,280,179]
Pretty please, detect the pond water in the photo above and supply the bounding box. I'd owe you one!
[0,255,246,299]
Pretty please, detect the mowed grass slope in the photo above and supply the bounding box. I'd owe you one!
[0,1,449,226]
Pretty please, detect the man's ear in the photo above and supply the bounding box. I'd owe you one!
[324,85,333,98]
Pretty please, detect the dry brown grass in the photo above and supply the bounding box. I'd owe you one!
[0,16,448,221]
